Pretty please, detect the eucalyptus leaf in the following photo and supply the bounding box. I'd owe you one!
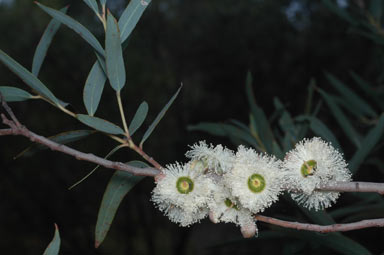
[42,224,60,255]
[106,11,126,92]
[83,61,107,116]
[0,86,34,102]
[318,89,361,148]
[32,6,68,77]
[77,114,125,135]
[245,72,274,153]
[0,49,61,106]
[295,115,341,152]
[140,86,181,147]
[119,0,151,43]
[325,72,377,118]
[35,2,105,56]
[95,161,147,248]
[349,114,384,174]
[83,0,99,15]
[128,101,149,136]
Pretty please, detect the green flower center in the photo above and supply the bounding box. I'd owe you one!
[247,173,266,193]
[224,198,239,210]
[176,176,194,194]
[301,160,317,177]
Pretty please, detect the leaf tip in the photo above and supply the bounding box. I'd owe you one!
[95,241,100,248]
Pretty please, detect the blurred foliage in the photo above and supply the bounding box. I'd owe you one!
[0,0,384,254]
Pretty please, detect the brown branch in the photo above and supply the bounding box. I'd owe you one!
[0,121,160,176]
[0,92,160,177]
[255,215,384,233]
[318,182,384,195]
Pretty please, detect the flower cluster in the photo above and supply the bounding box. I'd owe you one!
[152,137,352,237]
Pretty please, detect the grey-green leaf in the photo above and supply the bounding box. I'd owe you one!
[128,101,148,136]
[83,61,107,116]
[77,114,125,135]
[140,86,181,147]
[119,0,151,43]
[42,224,60,255]
[318,89,362,148]
[83,0,99,15]
[0,86,34,102]
[95,161,147,248]
[349,114,384,174]
[35,2,104,56]
[32,6,68,77]
[0,49,61,105]
[100,0,107,7]
[245,72,274,153]
[106,11,126,91]
[296,115,341,152]
[325,72,377,118]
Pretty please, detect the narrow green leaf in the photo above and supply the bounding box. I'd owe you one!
[69,144,125,190]
[349,71,384,110]
[140,86,181,147]
[100,0,107,7]
[295,115,341,152]
[118,0,151,43]
[128,101,148,136]
[15,130,94,158]
[35,2,104,56]
[318,89,362,148]
[245,72,274,153]
[322,0,357,24]
[83,61,107,116]
[349,114,384,174]
[0,86,34,102]
[42,224,60,255]
[83,0,99,15]
[32,6,68,77]
[77,114,124,135]
[325,72,377,118]
[0,49,61,105]
[106,11,126,92]
[95,161,147,248]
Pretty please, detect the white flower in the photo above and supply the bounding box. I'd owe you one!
[156,201,208,227]
[291,190,340,211]
[224,146,283,213]
[152,162,215,214]
[208,185,255,228]
[283,137,352,210]
[185,141,235,174]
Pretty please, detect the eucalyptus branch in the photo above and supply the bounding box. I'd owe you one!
[254,215,384,233]
[318,181,384,195]
[0,95,159,177]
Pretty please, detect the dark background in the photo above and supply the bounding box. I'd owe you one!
[0,0,382,254]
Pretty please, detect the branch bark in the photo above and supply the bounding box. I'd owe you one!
[255,215,384,233]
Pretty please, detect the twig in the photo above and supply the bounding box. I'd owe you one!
[318,182,384,195]
[255,215,384,233]
[0,95,159,177]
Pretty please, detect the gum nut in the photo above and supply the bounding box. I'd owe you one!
[209,210,218,224]
[154,173,166,183]
[240,223,257,238]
